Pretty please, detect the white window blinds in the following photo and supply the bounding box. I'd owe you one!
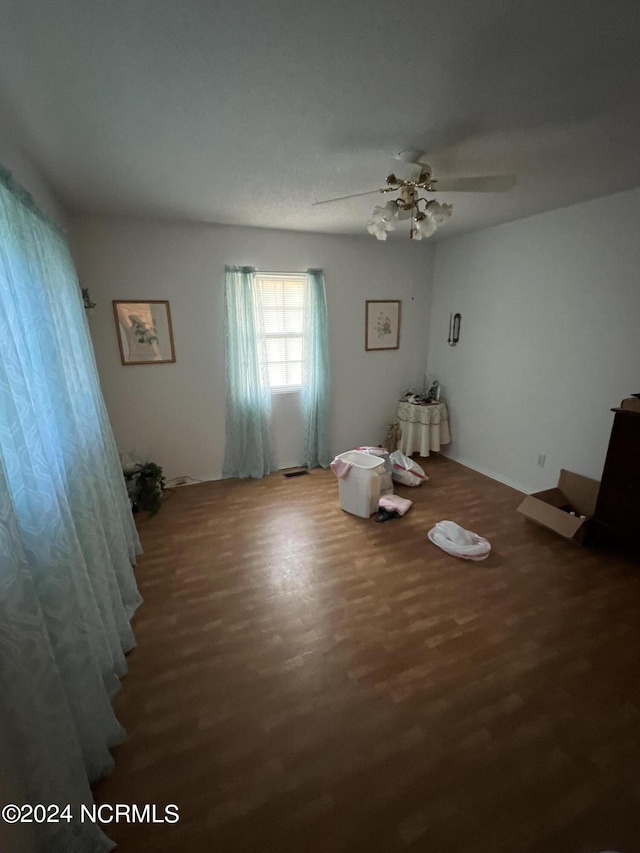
[256,274,305,390]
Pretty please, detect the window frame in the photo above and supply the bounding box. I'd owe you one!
[255,272,306,394]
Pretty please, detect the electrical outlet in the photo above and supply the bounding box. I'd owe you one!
[537,454,546,468]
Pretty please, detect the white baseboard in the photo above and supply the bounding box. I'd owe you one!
[170,466,304,485]
[440,451,528,495]
[174,459,529,494]
[168,472,223,486]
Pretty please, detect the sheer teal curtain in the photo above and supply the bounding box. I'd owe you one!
[301,269,331,468]
[0,167,142,853]
[222,265,276,478]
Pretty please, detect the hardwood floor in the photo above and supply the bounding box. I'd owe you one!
[96,456,640,853]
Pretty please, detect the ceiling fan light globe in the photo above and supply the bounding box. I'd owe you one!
[366,218,391,240]
[426,201,453,226]
[360,162,458,240]
[416,217,437,237]
[434,204,453,225]
[380,205,399,224]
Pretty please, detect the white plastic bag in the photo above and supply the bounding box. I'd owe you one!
[428,520,491,561]
[389,450,428,487]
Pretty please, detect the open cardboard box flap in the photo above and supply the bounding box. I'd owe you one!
[517,469,600,540]
[557,469,600,515]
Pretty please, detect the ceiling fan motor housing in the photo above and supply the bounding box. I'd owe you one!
[398,186,417,209]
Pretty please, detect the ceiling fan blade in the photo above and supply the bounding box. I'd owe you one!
[312,188,383,206]
[433,175,517,193]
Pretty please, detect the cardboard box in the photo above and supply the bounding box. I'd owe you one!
[517,469,600,540]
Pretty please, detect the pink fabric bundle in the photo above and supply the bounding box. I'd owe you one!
[378,494,413,516]
[330,458,353,479]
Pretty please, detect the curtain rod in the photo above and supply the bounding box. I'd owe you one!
[255,271,308,277]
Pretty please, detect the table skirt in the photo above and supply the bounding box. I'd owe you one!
[396,401,451,457]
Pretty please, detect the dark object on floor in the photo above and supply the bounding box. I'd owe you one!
[283,468,309,478]
[375,509,401,522]
[124,461,165,515]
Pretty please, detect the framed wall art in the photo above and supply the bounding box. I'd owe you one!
[365,300,401,351]
[113,300,176,365]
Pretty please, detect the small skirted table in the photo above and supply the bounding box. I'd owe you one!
[396,401,451,457]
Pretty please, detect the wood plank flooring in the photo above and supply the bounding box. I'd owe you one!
[96,456,640,853]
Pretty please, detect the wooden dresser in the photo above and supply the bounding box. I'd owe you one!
[594,407,640,541]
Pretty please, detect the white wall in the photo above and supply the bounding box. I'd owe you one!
[71,216,433,481]
[427,187,640,493]
[0,123,66,226]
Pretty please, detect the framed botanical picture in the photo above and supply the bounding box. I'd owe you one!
[113,300,176,365]
[365,300,401,351]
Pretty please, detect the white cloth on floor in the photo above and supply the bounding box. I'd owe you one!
[427,520,491,561]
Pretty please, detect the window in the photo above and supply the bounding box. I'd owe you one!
[256,273,305,391]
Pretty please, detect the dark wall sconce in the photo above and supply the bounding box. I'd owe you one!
[447,312,461,346]
[81,287,96,310]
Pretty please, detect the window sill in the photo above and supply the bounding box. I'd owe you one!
[270,386,302,396]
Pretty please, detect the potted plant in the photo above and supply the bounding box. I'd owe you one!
[124,461,166,515]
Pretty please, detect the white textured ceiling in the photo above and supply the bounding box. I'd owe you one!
[1,0,639,239]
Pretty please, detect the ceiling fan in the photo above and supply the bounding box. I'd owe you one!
[312,150,517,240]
